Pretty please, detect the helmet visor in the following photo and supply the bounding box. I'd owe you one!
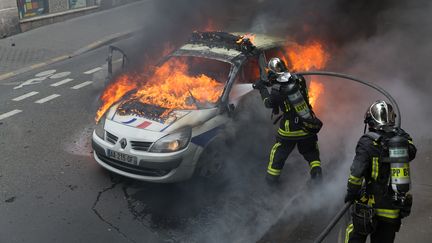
[268,58,286,74]
[370,101,396,127]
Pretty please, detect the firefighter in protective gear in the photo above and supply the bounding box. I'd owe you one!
[253,57,323,183]
[344,100,417,243]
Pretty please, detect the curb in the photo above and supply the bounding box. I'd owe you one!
[0,30,136,82]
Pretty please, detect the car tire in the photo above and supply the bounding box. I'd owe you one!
[194,135,228,179]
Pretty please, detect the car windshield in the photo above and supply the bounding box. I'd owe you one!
[117,56,231,119]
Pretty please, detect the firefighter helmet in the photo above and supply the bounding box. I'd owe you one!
[364,100,396,130]
[268,57,287,75]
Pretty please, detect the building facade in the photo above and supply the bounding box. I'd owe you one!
[16,0,96,19]
[0,0,136,38]
[0,0,21,37]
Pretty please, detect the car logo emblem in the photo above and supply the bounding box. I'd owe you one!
[120,138,127,149]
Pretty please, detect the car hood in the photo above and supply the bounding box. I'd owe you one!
[107,104,219,134]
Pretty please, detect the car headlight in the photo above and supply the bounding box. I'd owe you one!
[95,115,106,139]
[149,127,192,153]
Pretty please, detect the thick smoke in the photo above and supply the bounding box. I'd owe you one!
[252,0,432,241]
[99,0,432,242]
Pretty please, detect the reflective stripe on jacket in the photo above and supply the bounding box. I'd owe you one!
[346,129,416,219]
[258,75,314,140]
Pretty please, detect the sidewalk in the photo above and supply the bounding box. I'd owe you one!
[0,0,153,80]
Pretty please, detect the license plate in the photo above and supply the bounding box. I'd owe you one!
[107,150,138,165]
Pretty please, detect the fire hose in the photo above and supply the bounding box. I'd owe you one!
[313,202,352,243]
[290,71,402,243]
[294,71,401,128]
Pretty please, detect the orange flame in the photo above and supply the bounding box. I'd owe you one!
[96,39,330,123]
[308,81,324,108]
[95,58,224,122]
[203,19,218,31]
[236,33,256,45]
[283,41,329,109]
[96,75,138,122]
[284,42,328,71]
[130,58,223,110]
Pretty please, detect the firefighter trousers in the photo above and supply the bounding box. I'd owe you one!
[266,135,320,178]
[345,218,400,243]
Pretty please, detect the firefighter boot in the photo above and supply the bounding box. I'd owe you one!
[266,173,280,185]
[310,166,322,181]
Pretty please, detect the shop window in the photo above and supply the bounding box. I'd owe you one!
[17,0,93,19]
[69,0,87,9]
[17,0,49,19]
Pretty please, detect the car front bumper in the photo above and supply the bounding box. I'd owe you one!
[92,131,201,183]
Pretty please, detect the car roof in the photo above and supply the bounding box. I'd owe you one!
[231,32,286,50]
[172,31,286,63]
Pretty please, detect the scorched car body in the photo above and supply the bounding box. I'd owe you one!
[92,32,287,182]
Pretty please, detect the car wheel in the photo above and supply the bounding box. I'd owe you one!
[195,136,227,179]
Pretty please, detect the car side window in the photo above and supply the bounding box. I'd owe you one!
[235,56,260,84]
[184,56,231,84]
[228,56,260,104]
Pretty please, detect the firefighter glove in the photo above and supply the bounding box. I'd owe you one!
[253,79,266,90]
[344,191,360,203]
[267,71,278,83]
[400,194,413,218]
[299,116,323,134]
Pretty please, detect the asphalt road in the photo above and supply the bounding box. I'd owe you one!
[0,43,317,243]
[0,40,431,243]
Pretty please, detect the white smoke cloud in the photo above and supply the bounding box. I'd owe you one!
[99,1,432,242]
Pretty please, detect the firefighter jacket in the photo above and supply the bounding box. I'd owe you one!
[347,128,417,221]
[257,75,315,140]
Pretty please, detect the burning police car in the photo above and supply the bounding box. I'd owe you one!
[92,32,287,183]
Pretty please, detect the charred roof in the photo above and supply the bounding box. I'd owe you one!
[189,31,257,54]
[173,31,285,63]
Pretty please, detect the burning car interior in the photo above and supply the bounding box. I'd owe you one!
[115,56,230,123]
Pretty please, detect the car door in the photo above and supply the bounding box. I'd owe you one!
[106,45,128,82]
[228,54,263,108]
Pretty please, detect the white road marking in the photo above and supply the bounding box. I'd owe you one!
[35,94,61,104]
[35,70,56,77]
[12,91,39,101]
[84,67,102,75]
[71,81,93,90]
[0,110,22,120]
[49,72,71,79]
[13,77,46,89]
[51,78,74,87]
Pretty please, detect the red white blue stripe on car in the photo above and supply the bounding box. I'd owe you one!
[121,118,137,124]
[137,121,152,129]
[191,125,225,147]
[113,110,191,131]
[115,115,163,131]
[119,118,152,129]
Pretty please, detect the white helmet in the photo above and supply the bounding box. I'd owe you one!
[364,100,396,130]
[268,57,287,75]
